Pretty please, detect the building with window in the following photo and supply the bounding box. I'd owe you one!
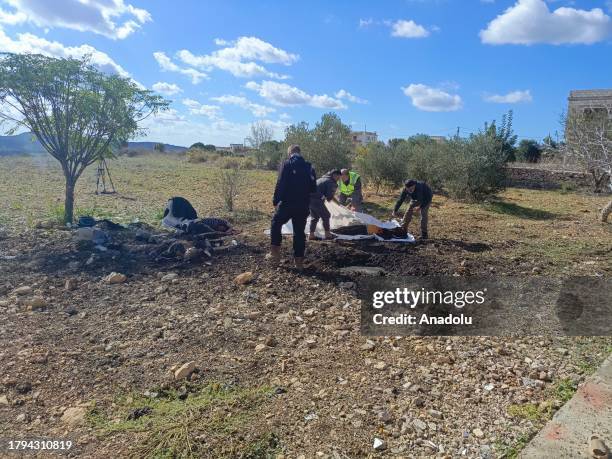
[568,89,612,118]
[350,130,378,147]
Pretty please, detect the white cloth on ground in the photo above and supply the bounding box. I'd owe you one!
[265,201,415,242]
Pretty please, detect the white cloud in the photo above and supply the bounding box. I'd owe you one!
[153,51,207,84]
[210,94,275,117]
[335,89,368,104]
[480,0,612,45]
[175,36,298,79]
[0,28,130,76]
[359,18,374,28]
[152,82,182,96]
[245,81,346,109]
[402,84,462,112]
[391,19,430,38]
[138,113,288,147]
[484,90,532,103]
[182,98,221,119]
[0,0,151,39]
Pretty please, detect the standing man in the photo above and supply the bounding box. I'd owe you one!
[269,145,316,269]
[338,168,363,212]
[309,169,341,241]
[392,179,433,240]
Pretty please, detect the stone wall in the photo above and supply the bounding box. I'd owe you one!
[505,166,594,190]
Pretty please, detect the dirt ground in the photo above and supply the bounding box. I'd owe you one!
[0,155,610,458]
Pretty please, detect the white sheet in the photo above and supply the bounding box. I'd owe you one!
[265,201,415,243]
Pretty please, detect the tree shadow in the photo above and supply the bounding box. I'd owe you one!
[434,238,492,253]
[484,200,557,220]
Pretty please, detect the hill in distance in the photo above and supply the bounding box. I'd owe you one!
[0,133,187,156]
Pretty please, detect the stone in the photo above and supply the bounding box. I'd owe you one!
[255,344,267,353]
[12,286,32,296]
[161,273,178,282]
[339,266,386,276]
[154,285,168,295]
[64,278,78,291]
[373,361,388,370]
[413,419,427,431]
[27,296,47,310]
[61,406,87,426]
[0,394,9,406]
[361,342,376,351]
[338,281,355,290]
[105,272,127,284]
[428,409,443,419]
[174,361,196,380]
[235,272,254,285]
[264,336,277,347]
[378,410,393,423]
[16,413,26,422]
[16,382,32,394]
[373,437,386,450]
[473,428,485,438]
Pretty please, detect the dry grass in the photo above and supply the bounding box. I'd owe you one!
[0,154,610,273]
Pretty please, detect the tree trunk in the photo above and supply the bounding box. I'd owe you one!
[601,199,612,223]
[64,176,75,224]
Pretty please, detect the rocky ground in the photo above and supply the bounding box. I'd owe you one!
[0,223,610,458]
[0,155,610,458]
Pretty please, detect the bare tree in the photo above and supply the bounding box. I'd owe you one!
[214,164,245,212]
[562,105,612,222]
[246,121,273,167]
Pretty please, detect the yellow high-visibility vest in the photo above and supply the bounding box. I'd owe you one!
[338,171,360,196]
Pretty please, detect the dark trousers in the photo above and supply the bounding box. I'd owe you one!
[402,203,430,236]
[271,203,308,257]
[309,199,331,233]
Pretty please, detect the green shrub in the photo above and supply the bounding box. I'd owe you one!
[442,135,507,200]
[517,139,542,163]
[406,142,446,191]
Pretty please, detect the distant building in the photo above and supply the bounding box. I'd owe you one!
[229,143,246,153]
[568,89,612,118]
[351,130,378,147]
[430,136,447,144]
[566,89,612,142]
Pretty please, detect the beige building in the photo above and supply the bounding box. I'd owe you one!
[350,130,378,146]
[568,89,612,117]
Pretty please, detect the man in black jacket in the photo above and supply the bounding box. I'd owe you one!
[392,179,433,240]
[269,144,317,269]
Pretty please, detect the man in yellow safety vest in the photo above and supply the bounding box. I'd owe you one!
[337,169,363,212]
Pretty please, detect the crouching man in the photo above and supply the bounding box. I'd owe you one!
[269,144,317,270]
[309,169,341,240]
[337,169,363,212]
[392,179,433,240]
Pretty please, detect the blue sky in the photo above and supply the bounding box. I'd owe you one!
[1,0,611,146]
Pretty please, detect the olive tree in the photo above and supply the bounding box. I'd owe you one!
[0,53,168,223]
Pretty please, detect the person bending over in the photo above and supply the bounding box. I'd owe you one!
[309,169,341,240]
[392,179,433,240]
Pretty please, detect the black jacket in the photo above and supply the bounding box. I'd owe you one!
[273,154,317,207]
[394,181,433,213]
[311,174,338,201]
